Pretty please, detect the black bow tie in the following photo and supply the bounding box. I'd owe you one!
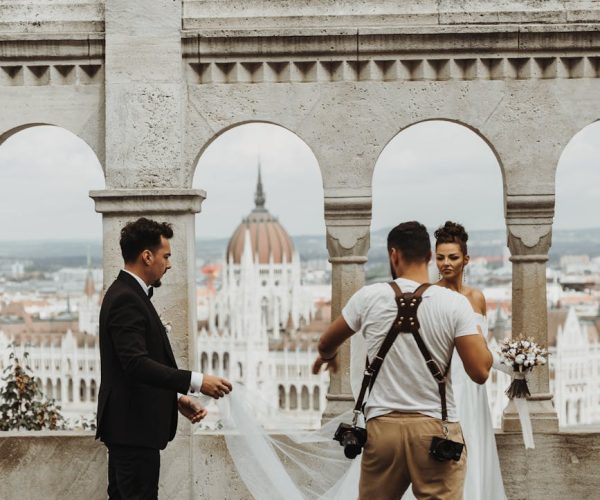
[148,287,154,299]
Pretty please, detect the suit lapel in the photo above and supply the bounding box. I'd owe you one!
[117,271,178,367]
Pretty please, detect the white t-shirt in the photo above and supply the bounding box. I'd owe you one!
[342,278,477,422]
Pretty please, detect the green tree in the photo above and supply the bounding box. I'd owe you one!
[0,344,66,431]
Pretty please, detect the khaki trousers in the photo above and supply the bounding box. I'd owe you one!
[358,412,467,500]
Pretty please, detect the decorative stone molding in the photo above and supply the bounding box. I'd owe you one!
[506,193,555,250]
[90,189,206,215]
[324,196,371,261]
[0,63,103,86]
[0,35,104,87]
[185,56,600,85]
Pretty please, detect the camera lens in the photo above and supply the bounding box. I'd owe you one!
[342,433,361,459]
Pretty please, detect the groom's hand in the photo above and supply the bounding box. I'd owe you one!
[201,375,233,399]
[312,354,338,375]
[178,395,207,423]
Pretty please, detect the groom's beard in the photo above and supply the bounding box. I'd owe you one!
[152,280,163,288]
[390,262,397,280]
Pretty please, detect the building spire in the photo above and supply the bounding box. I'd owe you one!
[254,159,266,210]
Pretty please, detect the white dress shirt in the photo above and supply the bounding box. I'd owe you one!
[122,269,204,395]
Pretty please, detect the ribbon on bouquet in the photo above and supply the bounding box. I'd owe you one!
[511,372,535,449]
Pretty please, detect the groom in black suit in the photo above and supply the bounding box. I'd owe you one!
[96,217,232,499]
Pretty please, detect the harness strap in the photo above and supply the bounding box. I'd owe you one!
[353,282,432,415]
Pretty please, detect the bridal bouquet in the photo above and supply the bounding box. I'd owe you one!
[498,337,548,399]
[498,337,548,449]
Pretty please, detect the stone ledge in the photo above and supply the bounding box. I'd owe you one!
[90,189,207,215]
[1,430,598,499]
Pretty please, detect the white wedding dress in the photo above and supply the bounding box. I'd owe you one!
[218,312,507,500]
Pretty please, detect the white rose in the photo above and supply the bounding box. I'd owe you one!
[522,341,530,349]
[515,354,525,364]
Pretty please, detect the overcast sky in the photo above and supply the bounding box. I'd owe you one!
[0,121,597,241]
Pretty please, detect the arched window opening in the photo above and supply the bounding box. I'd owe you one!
[373,120,505,428]
[201,352,208,373]
[301,385,309,410]
[56,379,62,402]
[192,122,327,428]
[313,386,320,411]
[79,379,87,402]
[223,353,230,377]
[90,379,97,403]
[278,385,286,410]
[553,121,600,429]
[289,386,298,410]
[45,378,53,399]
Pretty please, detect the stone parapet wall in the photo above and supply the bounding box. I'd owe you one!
[182,0,600,30]
[1,431,599,499]
[0,1,104,34]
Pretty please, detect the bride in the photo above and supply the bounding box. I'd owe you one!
[428,220,507,500]
[216,221,508,500]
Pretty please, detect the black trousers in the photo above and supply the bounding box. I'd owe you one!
[107,444,160,500]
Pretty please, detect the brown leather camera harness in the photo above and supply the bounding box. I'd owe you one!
[352,281,452,435]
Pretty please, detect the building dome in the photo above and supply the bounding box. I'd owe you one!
[226,165,295,265]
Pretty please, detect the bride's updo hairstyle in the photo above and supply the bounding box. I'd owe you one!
[434,221,469,255]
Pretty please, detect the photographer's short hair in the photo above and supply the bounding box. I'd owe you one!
[387,221,431,264]
[120,218,174,264]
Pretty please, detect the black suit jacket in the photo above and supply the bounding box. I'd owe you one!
[96,271,191,450]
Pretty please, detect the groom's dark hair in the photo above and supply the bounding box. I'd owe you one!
[387,221,431,264]
[120,217,174,263]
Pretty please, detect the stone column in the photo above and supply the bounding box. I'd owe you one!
[322,194,371,421]
[502,194,559,433]
[90,189,205,499]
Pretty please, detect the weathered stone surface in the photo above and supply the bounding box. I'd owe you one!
[0,432,107,499]
[1,431,599,500]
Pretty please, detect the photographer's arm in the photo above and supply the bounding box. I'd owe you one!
[455,334,492,384]
[312,316,356,374]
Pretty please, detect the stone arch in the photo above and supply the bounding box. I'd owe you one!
[373,119,506,189]
[238,362,243,379]
[212,352,220,372]
[0,123,105,175]
[278,384,286,410]
[67,377,73,403]
[554,120,600,229]
[289,385,298,410]
[300,385,310,410]
[313,385,320,411]
[189,120,323,187]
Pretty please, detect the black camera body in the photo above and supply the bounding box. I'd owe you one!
[429,436,464,462]
[333,422,367,459]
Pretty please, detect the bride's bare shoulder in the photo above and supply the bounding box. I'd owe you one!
[464,287,487,316]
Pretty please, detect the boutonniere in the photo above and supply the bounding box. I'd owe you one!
[159,316,172,335]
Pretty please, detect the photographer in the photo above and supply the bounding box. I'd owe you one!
[312,221,492,500]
